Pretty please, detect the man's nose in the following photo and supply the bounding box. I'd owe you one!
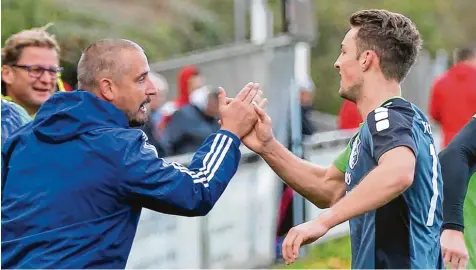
[334,60,340,70]
[146,87,158,97]
[145,78,158,96]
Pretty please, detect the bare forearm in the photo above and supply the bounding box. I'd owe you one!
[320,165,412,228]
[261,139,343,207]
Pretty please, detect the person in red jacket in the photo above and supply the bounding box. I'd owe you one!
[429,46,476,148]
[338,100,363,129]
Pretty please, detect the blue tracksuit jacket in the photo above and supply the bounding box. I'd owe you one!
[1,90,242,268]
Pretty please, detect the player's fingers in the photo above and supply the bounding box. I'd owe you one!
[292,234,303,262]
[444,250,452,265]
[254,101,271,124]
[458,256,468,270]
[281,232,293,264]
[252,89,263,104]
[217,87,227,109]
[283,231,298,264]
[450,255,459,270]
[254,102,267,120]
[281,233,291,264]
[225,97,233,104]
[235,82,254,101]
[258,98,268,109]
[244,83,259,104]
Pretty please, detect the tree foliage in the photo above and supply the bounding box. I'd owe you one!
[308,0,476,113]
[2,0,474,113]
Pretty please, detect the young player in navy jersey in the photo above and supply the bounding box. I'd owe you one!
[236,9,444,269]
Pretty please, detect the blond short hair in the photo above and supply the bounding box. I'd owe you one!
[2,24,60,65]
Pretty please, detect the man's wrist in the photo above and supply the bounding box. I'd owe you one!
[260,137,280,156]
[315,209,337,230]
[220,126,242,139]
[216,129,241,146]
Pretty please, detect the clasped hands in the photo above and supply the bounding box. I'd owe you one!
[217,82,274,154]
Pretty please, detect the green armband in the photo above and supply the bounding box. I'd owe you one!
[333,142,351,173]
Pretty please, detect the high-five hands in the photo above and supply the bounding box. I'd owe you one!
[218,82,260,139]
[218,83,275,154]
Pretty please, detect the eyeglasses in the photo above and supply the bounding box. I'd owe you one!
[11,64,64,79]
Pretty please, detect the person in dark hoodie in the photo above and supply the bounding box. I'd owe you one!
[160,86,220,156]
[429,46,476,148]
[158,65,203,131]
[1,39,264,269]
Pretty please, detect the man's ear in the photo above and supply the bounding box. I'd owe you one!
[361,50,376,72]
[98,78,115,101]
[2,65,15,85]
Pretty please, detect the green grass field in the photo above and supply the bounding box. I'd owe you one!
[275,235,352,269]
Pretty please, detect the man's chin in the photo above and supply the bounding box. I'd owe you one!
[128,116,148,128]
[129,120,146,128]
[338,88,357,103]
[338,87,347,99]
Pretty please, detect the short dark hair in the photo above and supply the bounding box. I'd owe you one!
[454,46,476,63]
[350,9,422,82]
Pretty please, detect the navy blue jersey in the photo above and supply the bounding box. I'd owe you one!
[336,98,444,269]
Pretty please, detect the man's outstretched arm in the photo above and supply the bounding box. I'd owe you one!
[260,139,347,209]
[120,129,242,216]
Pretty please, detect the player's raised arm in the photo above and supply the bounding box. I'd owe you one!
[439,116,476,269]
[244,103,347,209]
[119,83,260,216]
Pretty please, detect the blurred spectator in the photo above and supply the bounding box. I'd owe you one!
[158,65,204,130]
[1,25,62,117]
[1,99,32,146]
[338,100,363,129]
[299,75,317,136]
[141,72,169,156]
[429,46,476,148]
[160,87,220,156]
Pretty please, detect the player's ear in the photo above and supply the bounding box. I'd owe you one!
[361,50,375,72]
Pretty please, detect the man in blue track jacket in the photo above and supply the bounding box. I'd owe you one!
[1,39,263,269]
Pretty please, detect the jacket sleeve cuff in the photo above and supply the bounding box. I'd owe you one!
[216,129,241,148]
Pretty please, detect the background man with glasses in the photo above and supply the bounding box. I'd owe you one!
[1,26,62,117]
